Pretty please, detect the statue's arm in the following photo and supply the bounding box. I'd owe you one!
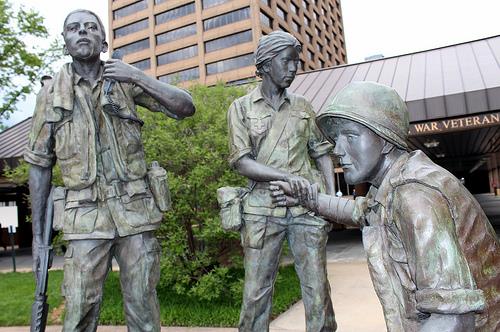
[227,100,312,198]
[103,59,195,119]
[29,165,53,273]
[270,180,358,226]
[314,154,335,195]
[394,184,484,331]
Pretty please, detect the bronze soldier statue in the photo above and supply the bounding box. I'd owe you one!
[227,31,337,332]
[270,81,500,332]
[25,9,195,332]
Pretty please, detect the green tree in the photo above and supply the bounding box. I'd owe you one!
[0,0,62,127]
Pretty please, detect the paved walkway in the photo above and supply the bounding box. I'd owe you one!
[0,230,386,332]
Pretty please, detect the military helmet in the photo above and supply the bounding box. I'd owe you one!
[317,81,409,150]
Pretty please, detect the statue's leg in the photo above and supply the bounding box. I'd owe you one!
[239,215,286,332]
[113,231,160,332]
[62,239,113,332]
[288,217,336,332]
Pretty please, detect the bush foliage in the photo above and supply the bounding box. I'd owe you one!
[139,83,249,300]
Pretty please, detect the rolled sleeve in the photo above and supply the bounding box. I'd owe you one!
[24,87,55,168]
[227,99,252,167]
[393,183,485,315]
[131,84,180,120]
[416,288,485,314]
[307,104,333,159]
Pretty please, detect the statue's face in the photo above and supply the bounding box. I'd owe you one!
[326,118,386,185]
[63,11,107,61]
[266,46,299,89]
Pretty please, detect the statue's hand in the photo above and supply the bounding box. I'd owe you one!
[283,175,312,202]
[270,184,299,207]
[103,59,141,83]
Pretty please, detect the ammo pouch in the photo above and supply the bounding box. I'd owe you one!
[52,186,67,231]
[217,186,248,231]
[147,161,171,212]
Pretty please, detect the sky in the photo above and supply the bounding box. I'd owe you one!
[4,0,500,126]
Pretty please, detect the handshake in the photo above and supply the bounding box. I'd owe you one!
[269,179,320,212]
[270,177,362,227]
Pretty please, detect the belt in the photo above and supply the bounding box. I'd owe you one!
[97,181,127,201]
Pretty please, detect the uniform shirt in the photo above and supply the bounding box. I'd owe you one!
[357,151,499,331]
[227,84,332,218]
[24,63,175,239]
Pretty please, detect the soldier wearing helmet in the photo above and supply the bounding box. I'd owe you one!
[271,81,499,331]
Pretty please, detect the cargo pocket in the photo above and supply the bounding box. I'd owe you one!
[63,206,98,234]
[304,226,327,248]
[242,214,267,249]
[142,233,160,289]
[121,196,156,228]
[52,187,66,231]
[61,246,74,297]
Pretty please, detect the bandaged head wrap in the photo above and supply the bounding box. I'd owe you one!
[255,31,301,76]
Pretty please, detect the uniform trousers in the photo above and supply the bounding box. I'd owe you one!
[239,212,336,332]
[62,231,160,332]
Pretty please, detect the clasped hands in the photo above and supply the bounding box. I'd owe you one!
[270,175,319,211]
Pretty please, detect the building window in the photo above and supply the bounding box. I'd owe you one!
[308,50,314,61]
[321,6,326,15]
[131,58,151,70]
[115,38,150,56]
[304,15,309,27]
[114,19,149,39]
[155,0,166,4]
[260,0,271,6]
[203,7,250,31]
[260,11,272,28]
[156,24,197,45]
[317,43,323,53]
[113,0,147,20]
[205,30,252,53]
[315,26,321,37]
[203,0,231,9]
[206,53,253,75]
[155,3,195,25]
[277,6,286,21]
[291,3,299,14]
[302,0,309,10]
[319,59,325,68]
[159,67,200,84]
[313,10,319,20]
[291,20,300,33]
[306,32,313,43]
[157,45,198,66]
[299,60,305,71]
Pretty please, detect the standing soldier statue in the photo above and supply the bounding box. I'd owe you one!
[226,31,337,332]
[25,9,195,332]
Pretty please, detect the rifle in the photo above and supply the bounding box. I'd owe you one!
[30,187,54,332]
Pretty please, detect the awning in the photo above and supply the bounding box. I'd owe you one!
[289,35,500,123]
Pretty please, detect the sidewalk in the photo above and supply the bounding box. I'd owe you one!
[0,230,386,332]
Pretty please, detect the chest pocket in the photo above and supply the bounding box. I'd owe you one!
[290,111,310,139]
[247,113,271,138]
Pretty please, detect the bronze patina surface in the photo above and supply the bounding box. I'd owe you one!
[227,31,337,332]
[25,9,195,332]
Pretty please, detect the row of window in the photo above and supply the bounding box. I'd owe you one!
[124,30,254,71]
[114,5,251,39]
[114,0,238,22]
[117,28,253,57]
[157,52,254,84]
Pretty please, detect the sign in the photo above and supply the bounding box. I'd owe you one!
[0,206,18,231]
[409,112,500,136]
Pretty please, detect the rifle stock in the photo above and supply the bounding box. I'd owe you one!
[31,187,54,332]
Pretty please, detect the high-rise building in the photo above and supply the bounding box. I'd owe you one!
[108,0,347,86]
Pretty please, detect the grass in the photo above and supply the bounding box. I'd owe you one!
[0,265,301,327]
